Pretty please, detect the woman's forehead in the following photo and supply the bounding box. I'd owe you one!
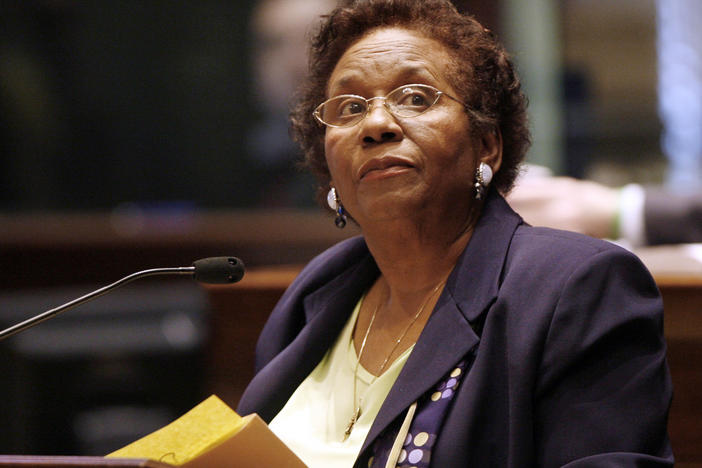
[329,65,443,94]
[327,27,455,95]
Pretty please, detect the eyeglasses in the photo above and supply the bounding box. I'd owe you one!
[313,83,463,128]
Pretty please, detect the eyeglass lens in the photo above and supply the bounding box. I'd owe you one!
[317,84,442,127]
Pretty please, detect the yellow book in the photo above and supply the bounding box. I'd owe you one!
[107,395,306,468]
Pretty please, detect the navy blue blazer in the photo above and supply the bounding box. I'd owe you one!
[237,192,673,467]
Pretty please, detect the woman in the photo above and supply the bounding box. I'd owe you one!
[237,1,673,466]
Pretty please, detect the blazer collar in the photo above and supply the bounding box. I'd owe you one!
[449,189,522,322]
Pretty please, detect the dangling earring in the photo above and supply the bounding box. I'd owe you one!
[327,187,347,228]
[474,162,493,200]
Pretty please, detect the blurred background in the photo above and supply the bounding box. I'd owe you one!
[0,0,670,214]
[0,0,698,460]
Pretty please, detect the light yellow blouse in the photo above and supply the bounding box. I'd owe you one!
[269,296,413,468]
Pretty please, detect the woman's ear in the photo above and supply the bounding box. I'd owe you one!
[480,128,502,173]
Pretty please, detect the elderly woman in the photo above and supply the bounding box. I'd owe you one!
[237,1,673,466]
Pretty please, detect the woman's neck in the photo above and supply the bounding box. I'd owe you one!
[361,213,474,296]
[352,216,472,375]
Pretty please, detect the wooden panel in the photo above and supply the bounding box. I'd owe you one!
[203,266,300,409]
[660,285,702,464]
[0,210,358,290]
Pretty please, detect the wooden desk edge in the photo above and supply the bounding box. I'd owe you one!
[0,456,171,467]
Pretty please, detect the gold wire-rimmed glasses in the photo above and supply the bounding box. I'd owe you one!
[313,83,464,128]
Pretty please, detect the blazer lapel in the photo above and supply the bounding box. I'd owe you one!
[361,191,523,453]
[362,298,480,451]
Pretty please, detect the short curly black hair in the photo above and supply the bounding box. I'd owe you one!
[290,0,530,205]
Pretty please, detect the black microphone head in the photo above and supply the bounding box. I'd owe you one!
[192,257,245,284]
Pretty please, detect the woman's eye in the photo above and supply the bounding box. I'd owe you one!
[338,100,365,116]
[410,94,427,106]
[396,89,431,108]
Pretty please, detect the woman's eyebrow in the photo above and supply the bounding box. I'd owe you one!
[327,74,363,96]
[328,66,440,96]
[395,65,441,83]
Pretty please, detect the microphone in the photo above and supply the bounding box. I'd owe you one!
[192,256,245,284]
[0,256,245,342]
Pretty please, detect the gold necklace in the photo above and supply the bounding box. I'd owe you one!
[343,279,447,442]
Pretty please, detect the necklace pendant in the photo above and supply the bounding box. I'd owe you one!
[343,406,362,442]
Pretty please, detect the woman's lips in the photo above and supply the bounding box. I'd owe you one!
[358,156,415,181]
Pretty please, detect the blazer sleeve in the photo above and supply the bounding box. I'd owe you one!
[533,247,673,467]
[644,187,702,245]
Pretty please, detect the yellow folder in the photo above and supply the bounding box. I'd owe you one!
[107,395,306,467]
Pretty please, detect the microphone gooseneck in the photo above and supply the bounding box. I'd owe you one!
[0,257,245,342]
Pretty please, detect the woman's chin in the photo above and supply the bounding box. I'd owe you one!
[353,195,429,227]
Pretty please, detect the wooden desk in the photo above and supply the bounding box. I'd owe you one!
[205,245,702,465]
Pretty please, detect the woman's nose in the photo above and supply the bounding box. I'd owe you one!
[360,101,403,144]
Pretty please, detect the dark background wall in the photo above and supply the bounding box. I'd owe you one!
[1,1,258,210]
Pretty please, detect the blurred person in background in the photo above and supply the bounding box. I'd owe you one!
[507,0,702,247]
[246,0,337,207]
[507,166,702,246]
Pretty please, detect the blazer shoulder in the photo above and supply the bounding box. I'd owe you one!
[512,224,631,256]
[507,225,652,282]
